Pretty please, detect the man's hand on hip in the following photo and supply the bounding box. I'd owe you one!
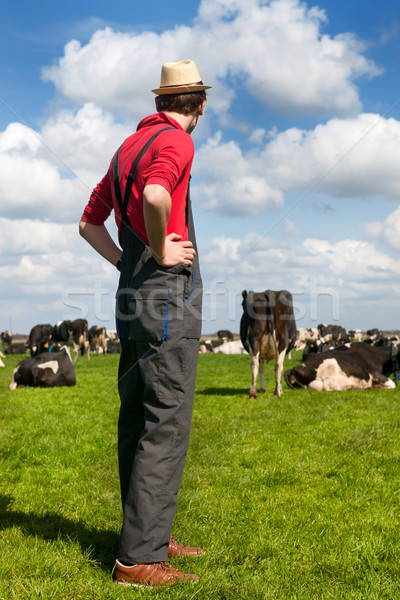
[152,233,196,267]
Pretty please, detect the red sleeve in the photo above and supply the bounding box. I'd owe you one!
[81,171,114,225]
[142,131,194,193]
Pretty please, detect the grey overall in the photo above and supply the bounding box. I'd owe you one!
[113,128,203,563]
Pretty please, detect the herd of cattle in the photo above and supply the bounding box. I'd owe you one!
[1,291,400,394]
[1,320,121,389]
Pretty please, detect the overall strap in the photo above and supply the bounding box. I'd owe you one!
[113,127,175,228]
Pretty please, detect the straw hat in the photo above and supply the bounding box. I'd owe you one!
[152,60,212,95]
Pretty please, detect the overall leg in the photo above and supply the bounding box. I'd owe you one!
[117,337,199,564]
[117,339,145,507]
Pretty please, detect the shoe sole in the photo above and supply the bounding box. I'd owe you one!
[115,577,199,587]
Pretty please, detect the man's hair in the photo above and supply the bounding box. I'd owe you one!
[155,90,207,115]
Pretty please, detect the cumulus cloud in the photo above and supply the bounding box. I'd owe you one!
[0,219,78,256]
[190,112,400,216]
[200,232,400,328]
[193,132,284,215]
[0,105,132,223]
[366,206,400,251]
[41,0,379,119]
[263,113,400,199]
[201,232,400,288]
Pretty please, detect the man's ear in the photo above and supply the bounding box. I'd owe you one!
[197,100,207,116]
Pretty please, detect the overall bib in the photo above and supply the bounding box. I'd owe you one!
[113,128,203,563]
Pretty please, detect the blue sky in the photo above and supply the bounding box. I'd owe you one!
[1,0,400,336]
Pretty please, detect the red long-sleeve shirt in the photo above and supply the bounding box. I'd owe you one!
[81,112,194,245]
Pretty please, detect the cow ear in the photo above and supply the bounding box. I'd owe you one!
[242,290,247,299]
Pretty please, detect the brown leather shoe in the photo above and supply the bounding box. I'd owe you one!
[168,536,205,558]
[113,560,199,587]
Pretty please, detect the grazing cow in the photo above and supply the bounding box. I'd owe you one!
[52,319,90,362]
[217,329,234,343]
[240,289,297,398]
[213,340,246,354]
[27,323,53,357]
[318,323,349,344]
[9,346,76,389]
[284,343,399,391]
[89,325,108,355]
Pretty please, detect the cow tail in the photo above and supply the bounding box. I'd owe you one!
[240,313,250,354]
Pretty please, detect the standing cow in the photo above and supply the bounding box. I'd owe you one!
[51,319,90,362]
[240,289,297,398]
[88,325,108,355]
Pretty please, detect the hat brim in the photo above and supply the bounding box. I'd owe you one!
[151,84,212,95]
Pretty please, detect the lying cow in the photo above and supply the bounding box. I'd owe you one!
[27,323,53,357]
[284,343,398,391]
[213,340,246,354]
[1,330,28,355]
[9,346,76,389]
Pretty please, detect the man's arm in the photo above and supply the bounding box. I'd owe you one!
[79,220,122,267]
[143,184,195,267]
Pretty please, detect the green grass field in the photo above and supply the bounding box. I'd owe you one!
[1,349,400,599]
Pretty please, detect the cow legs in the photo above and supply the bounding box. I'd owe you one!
[259,360,266,393]
[274,349,286,397]
[250,351,260,398]
[84,340,91,361]
[72,342,79,363]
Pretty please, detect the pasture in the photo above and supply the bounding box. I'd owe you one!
[1,349,400,599]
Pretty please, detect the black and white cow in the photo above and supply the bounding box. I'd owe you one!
[284,343,399,391]
[217,329,234,343]
[317,323,350,344]
[213,340,246,354]
[1,331,12,347]
[294,327,319,351]
[1,331,28,354]
[88,325,108,355]
[51,319,90,362]
[240,289,297,398]
[9,346,76,389]
[302,338,349,361]
[27,323,53,357]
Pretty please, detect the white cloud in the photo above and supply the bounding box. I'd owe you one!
[200,232,400,329]
[40,103,131,173]
[201,232,400,291]
[263,113,400,199]
[193,132,284,215]
[0,219,78,256]
[0,105,132,223]
[41,0,379,119]
[366,206,400,251]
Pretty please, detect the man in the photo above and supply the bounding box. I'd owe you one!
[79,60,210,587]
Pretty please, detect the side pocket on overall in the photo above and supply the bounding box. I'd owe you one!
[119,287,169,342]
